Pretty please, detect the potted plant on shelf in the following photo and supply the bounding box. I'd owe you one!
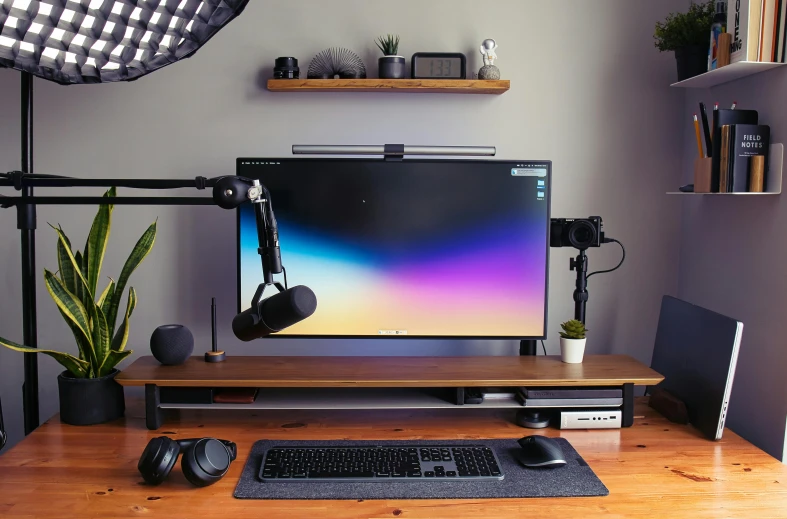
[654,0,714,82]
[376,34,406,79]
[0,188,157,425]
[559,319,587,364]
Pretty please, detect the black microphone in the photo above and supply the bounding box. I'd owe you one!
[232,285,317,341]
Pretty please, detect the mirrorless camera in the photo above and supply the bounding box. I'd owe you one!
[550,216,605,250]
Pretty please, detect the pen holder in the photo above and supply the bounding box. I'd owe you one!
[694,157,712,193]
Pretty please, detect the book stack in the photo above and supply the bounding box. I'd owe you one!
[729,0,787,63]
[719,124,770,192]
[516,387,623,408]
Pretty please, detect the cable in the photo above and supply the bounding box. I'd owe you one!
[540,340,547,355]
[586,238,625,280]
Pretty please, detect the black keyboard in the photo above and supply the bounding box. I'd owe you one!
[259,445,504,482]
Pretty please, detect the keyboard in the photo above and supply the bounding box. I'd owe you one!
[259,445,504,482]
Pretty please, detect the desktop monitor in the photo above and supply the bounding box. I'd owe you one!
[236,158,551,339]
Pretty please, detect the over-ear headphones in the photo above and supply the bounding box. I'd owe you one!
[138,436,237,487]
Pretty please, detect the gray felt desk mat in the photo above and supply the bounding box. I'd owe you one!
[234,439,609,500]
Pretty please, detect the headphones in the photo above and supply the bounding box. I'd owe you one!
[138,436,237,487]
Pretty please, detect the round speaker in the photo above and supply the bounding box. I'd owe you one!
[150,325,194,366]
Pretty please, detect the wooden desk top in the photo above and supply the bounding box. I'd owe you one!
[116,355,664,387]
[1,398,786,518]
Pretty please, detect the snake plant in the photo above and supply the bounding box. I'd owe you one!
[0,187,157,378]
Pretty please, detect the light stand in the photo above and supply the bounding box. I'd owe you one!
[571,250,589,323]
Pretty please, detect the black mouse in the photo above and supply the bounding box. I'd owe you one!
[516,435,567,468]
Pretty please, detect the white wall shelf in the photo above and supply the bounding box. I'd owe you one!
[671,61,786,89]
[668,143,783,195]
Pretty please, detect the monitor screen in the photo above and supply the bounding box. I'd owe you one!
[237,158,550,339]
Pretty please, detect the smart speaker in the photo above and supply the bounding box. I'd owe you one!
[150,325,194,365]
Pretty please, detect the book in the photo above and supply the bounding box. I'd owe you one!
[720,125,732,192]
[712,109,758,191]
[729,0,764,62]
[760,0,781,61]
[519,387,623,399]
[750,155,766,191]
[775,0,787,61]
[731,124,770,192]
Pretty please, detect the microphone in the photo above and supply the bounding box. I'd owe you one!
[232,285,317,341]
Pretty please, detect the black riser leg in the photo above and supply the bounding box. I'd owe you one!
[145,384,163,430]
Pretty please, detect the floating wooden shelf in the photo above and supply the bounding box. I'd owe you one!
[267,78,510,94]
[671,61,786,89]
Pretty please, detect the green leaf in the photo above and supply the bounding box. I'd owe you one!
[98,278,115,313]
[89,302,111,375]
[55,225,77,293]
[50,224,92,302]
[55,306,95,376]
[98,349,133,377]
[83,188,115,298]
[111,287,136,353]
[74,251,84,304]
[106,221,156,337]
[0,335,89,378]
[44,269,92,346]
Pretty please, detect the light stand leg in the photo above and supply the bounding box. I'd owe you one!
[19,72,39,435]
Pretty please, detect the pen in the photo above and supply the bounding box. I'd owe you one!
[693,114,704,158]
[699,102,712,154]
[712,102,718,143]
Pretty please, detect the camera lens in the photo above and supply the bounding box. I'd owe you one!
[274,57,299,79]
[568,220,597,250]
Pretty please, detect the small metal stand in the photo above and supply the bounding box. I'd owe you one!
[204,298,225,363]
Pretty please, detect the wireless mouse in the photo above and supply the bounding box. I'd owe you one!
[516,435,567,468]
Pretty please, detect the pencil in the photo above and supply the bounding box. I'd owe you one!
[731,101,737,110]
[694,114,704,158]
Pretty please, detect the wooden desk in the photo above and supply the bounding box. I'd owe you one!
[1,398,786,518]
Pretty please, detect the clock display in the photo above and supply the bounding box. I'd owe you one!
[411,53,467,79]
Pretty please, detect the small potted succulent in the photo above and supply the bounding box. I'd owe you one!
[654,1,715,81]
[0,188,157,425]
[559,320,587,364]
[376,34,406,79]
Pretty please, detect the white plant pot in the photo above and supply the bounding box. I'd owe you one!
[560,337,586,364]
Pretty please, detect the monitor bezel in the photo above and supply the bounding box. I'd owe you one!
[235,157,551,340]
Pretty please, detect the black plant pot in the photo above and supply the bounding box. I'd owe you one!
[675,45,708,81]
[58,369,125,426]
[379,56,406,79]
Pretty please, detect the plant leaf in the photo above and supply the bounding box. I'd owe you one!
[49,224,92,302]
[98,349,133,377]
[83,188,115,298]
[106,221,156,336]
[74,251,84,304]
[55,306,95,376]
[55,225,77,293]
[98,278,115,312]
[0,335,89,378]
[111,287,136,353]
[89,302,111,375]
[44,270,92,346]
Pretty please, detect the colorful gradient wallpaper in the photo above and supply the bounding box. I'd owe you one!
[237,159,549,338]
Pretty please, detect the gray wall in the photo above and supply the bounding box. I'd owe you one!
[678,69,787,460]
[0,0,685,450]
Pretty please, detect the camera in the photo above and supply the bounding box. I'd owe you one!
[550,216,605,250]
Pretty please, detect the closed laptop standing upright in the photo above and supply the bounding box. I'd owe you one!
[650,296,743,440]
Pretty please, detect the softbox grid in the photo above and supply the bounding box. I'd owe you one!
[0,0,248,84]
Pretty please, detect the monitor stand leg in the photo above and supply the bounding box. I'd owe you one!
[519,340,537,356]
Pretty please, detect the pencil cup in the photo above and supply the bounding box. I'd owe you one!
[694,158,712,193]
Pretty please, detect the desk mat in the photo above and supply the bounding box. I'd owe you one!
[234,438,609,500]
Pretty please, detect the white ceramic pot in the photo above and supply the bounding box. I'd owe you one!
[560,337,586,364]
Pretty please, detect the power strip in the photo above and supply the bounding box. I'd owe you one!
[559,409,622,429]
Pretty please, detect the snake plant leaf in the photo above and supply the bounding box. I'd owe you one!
[44,270,92,348]
[98,278,115,314]
[98,349,133,377]
[0,335,89,378]
[74,251,84,304]
[49,224,92,301]
[105,221,156,337]
[56,306,96,376]
[55,225,77,293]
[83,187,115,297]
[89,301,111,372]
[111,287,136,353]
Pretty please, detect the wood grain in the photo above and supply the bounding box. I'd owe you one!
[116,355,663,387]
[1,398,786,518]
[267,79,510,94]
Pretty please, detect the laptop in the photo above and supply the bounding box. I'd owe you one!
[650,296,743,440]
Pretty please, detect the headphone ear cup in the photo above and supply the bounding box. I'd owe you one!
[180,438,232,487]
[138,437,180,485]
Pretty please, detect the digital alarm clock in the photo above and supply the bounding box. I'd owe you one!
[411,53,467,79]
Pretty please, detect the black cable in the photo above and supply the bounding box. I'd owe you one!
[540,340,547,355]
[586,238,625,280]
